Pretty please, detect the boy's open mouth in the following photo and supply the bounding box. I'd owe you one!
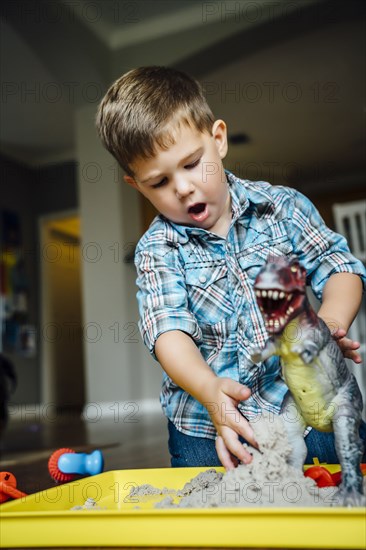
[188,202,208,222]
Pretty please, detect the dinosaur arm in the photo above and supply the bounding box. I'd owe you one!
[292,339,323,364]
[289,313,330,364]
[251,338,278,363]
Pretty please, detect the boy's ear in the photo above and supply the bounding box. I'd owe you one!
[212,119,228,159]
[124,175,139,189]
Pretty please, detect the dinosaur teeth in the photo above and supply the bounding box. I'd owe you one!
[255,289,288,299]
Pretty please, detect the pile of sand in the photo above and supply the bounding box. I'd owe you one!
[131,414,365,508]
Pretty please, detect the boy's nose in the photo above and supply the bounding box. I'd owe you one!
[175,178,194,200]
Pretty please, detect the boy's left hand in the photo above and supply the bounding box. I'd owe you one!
[332,327,362,364]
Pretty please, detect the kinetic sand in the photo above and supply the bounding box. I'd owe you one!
[130,413,366,509]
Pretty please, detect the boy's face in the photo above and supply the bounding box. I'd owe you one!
[124,120,231,237]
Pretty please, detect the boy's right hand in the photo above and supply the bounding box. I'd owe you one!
[201,377,257,470]
[154,331,257,469]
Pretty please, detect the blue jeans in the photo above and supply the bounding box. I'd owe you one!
[168,419,366,467]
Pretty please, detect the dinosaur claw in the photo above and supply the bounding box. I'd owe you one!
[331,487,366,508]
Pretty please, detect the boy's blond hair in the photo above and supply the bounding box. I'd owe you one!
[96,66,215,176]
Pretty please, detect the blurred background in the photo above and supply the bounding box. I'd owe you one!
[0,0,365,452]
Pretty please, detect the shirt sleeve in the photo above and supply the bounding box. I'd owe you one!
[285,188,366,299]
[134,246,202,358]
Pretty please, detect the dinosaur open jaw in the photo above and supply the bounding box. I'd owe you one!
[255,288,301,333]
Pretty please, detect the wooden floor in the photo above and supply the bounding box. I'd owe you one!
[0,407,171,495]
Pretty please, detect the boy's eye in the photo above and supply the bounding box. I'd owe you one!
[185,158,201,169]
[152,177,168,189]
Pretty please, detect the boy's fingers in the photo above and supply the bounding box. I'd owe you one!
[337,335,360,348]
[227,438,253,465]
[341,341,361,354]
[335,336,362,363]
[224,406,258,448]
[216,431,253,470]
[331,327,346,339]
[344,350,362,363]
[238,420,258,449]
[221,413,258,450]
[222,379,251,401]
[330,332,362,364]
[215,435,238,470]
[345,339,360,350]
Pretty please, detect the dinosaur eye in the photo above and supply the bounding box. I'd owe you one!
[291,266,297,273]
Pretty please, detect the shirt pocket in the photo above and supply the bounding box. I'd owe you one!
[185,263,234,325]
[239,237,294,282]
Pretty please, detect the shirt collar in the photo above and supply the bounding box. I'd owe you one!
[167,171,275,242]
[226,171,275,220]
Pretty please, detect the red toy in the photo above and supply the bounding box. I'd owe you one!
[305,463,366,488]
[304,466,341,487]
[0,472,27,503]
[48,447,76,483]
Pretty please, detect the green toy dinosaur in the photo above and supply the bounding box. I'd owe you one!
[251,256,365,506]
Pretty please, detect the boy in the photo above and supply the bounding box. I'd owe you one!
[96,66,366,469]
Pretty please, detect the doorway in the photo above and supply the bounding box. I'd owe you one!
[39,211,85,412]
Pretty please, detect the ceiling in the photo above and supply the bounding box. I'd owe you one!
[0,0,365,193]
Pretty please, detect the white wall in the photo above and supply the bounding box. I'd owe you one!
[75,104,162,409]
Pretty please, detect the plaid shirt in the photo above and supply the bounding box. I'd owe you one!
[135,172,366,438]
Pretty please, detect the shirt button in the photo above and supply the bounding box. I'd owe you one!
[199,275,207,284]
[237,288,243,296]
